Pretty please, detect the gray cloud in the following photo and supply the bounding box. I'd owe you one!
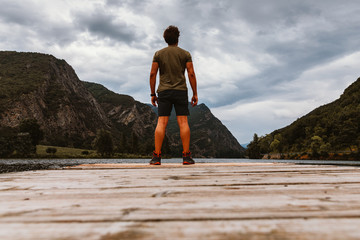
[0,1,77,47]
[216,1,360,105]
[73,8,138,44]
[234,1,319,27]
[1,0,360,143]
[0,1,41,26]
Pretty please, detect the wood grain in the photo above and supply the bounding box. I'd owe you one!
[1,163,360,239]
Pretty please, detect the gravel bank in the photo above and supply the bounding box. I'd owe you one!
[0,163,76,174]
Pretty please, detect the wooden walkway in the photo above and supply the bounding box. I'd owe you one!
[1,163,360,240]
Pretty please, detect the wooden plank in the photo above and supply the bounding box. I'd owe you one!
[1,163,360,239]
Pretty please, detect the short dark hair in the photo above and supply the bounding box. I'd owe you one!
[163,25,180,45]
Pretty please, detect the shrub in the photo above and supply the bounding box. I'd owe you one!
[46,147,57,155]
[81,151,89,155]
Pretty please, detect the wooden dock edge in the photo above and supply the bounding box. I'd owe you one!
[1,162,360,239]
[66,162,281,169]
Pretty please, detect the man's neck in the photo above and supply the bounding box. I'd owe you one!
[168,43,178,47]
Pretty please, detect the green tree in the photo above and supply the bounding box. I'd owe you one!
[19,119,44,146]
[116,133,126,153]
[14,133,35,157]
[269,133,284,153]
[131,132,139,154]
[246,133,261,159]
[338,119,358,152]
[320,142,331,152]
[93,129,114,157]
[311,136,323,156]
[260,134,272,153]
[270,139,280,153]
[120,133,131,153]
[314,126,326,137]
[0,127,16,158]
[0,126,36,157]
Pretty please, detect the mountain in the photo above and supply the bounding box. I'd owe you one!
[86,84,245,158]
[0,51,110,148]
[83,81,158,154]
[256,78,360,156]
[0,51,245,157]
[149,103,245,157]
[241,143,249,149]
[171,104,244,157]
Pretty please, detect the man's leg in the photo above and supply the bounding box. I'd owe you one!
[176,116,190,153]
[154,116,169,154]
[177,116,194,165]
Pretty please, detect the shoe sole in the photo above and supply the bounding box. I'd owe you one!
[183,162,195,165]
[150,162,161,165]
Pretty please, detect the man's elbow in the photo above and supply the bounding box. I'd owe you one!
[150,72,157,79]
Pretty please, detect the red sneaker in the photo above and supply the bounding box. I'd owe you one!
[150,151,161,165]
[182,151,195,165]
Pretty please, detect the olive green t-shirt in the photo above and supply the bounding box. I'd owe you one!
[152,46,192,93]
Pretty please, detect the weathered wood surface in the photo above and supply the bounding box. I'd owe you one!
[1,163,360,240]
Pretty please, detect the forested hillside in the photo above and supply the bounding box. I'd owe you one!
[247,78,360,159]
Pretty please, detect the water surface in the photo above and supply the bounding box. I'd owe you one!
[1,158,360,168]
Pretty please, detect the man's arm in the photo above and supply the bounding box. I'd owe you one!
[150,62,159,106]
[186,62,198,106]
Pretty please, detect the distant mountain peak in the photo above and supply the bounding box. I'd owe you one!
[148,101,245,157]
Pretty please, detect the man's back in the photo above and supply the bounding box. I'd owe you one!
[149,25,197,165]
[153,46,192,92]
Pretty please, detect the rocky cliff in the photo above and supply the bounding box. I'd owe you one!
[150,104,245,157]
[173,104,244,157]
[0,51,245,157]
[83,82,157,152]
[0,51,109,148]
[84,82,245,157]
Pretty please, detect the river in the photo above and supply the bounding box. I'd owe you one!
[1,158,360,174]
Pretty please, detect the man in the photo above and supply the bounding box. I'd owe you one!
[149,25,198,165]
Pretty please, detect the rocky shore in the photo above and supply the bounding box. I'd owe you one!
[0,163,75,174]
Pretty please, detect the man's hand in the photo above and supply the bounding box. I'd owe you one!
[149,62,159,106]
[191,95,198,107]
[151,96,158,107]
[186,62,198,107]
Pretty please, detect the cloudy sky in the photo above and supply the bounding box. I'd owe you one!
[1,0,359,144]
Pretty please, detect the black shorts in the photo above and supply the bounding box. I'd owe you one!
[158,90,189,116]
